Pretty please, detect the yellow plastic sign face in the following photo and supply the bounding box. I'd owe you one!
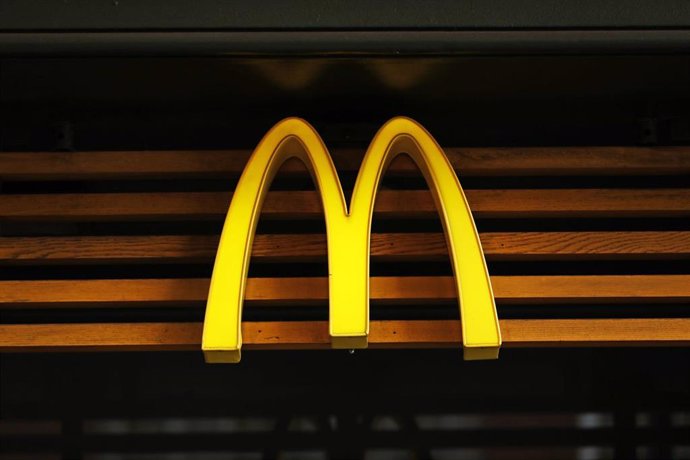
[202,117,501,363]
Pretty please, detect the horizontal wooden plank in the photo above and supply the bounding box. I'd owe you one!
[2,146,689,180]
[1,232,688,264]
[1,275,688,308]
[1,319,689,352]
[1,189,688,221]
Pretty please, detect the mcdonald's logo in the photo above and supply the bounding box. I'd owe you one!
[202,117,501,363]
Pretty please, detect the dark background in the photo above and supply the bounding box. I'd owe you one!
[1,1,690,459]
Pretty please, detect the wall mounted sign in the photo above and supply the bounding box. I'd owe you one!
[202,117,501,363]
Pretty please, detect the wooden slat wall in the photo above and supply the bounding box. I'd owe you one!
[1,147,689,352]
[3,319,690,352]
[2,147,689,179]
[1,232,690,263]
[2,275,690,307]
[1,189,689,220]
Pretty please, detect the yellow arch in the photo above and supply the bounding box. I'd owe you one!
[202,117,501,363]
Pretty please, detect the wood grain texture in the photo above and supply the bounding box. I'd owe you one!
[1,189,688,221]
[1,319,689,352]
[2,275,688,307]
[2,146,689,180]
[2,149,689,354]
[1,232,688,264]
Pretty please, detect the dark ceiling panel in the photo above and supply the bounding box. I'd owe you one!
[1,0,690,30]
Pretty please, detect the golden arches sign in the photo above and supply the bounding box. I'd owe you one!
[202,117,501,363]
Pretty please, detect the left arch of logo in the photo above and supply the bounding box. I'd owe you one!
[202,117,501,363]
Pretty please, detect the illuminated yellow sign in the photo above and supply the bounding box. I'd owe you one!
[202,117,501,363]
